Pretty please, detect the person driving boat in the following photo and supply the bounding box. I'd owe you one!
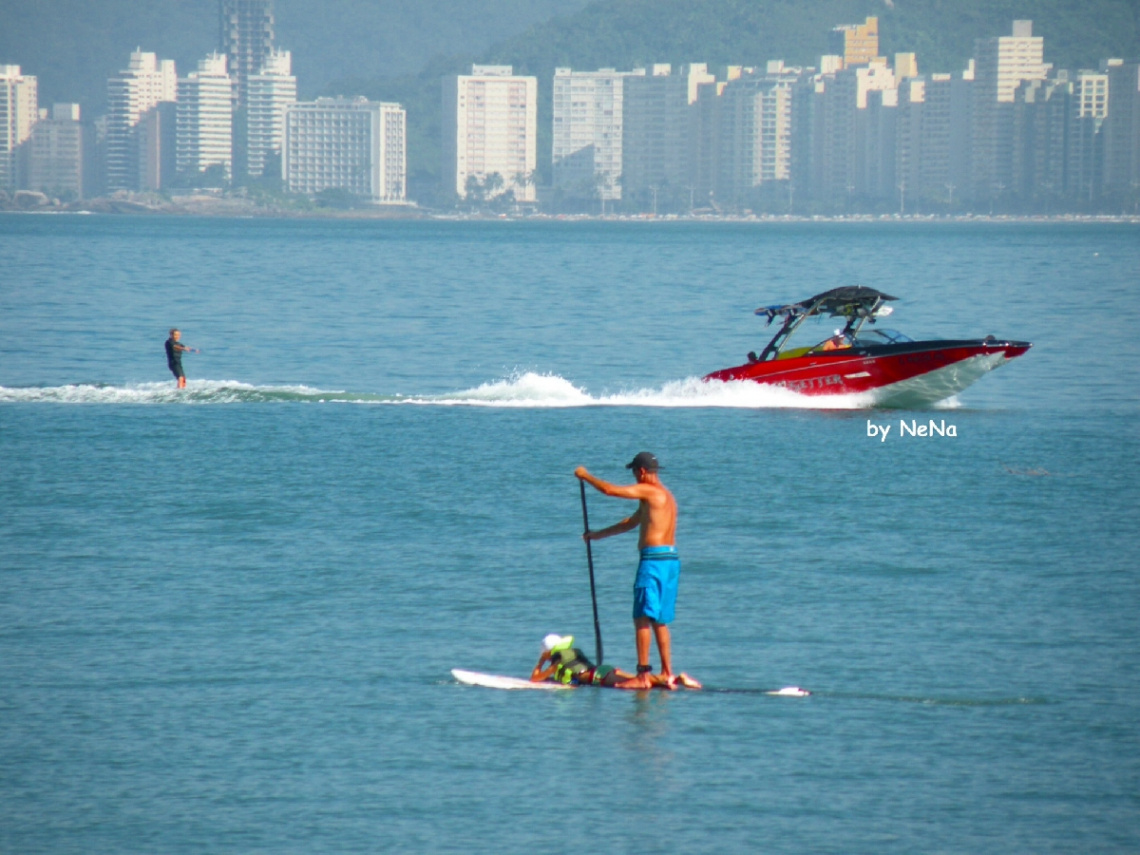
[820,329,851,351]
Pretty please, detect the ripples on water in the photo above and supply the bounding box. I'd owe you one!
[1,217,1138,854]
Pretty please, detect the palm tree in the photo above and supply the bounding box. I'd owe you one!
[465,174,485,206]
[484,172,505,200]
[513,169,536,202]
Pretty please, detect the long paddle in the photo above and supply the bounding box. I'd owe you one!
[579,480,604,667]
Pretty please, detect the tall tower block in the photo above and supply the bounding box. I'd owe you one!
[220,0,275,108]
[105,51,177,192]
[443,65,537,202]
[0,65,38,190]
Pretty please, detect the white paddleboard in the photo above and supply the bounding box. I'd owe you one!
[452,668,809,696]
[451,669,573,691]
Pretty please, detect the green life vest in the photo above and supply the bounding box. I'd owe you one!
[550,647,592,684]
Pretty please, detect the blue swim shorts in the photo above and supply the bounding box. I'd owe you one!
[633,546,680,624]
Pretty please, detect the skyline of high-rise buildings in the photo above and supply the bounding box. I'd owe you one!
[547,17,1139,214]
[89,1,404,203]
[1,8,1137,214]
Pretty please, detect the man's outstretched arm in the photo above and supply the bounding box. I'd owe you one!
[575,466,653,501]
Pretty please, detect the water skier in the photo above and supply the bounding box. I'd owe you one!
[530,634,699,689]
[575,451,689,690]
[164,328,199,388]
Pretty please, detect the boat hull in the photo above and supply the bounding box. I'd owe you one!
[704,340,1032,405]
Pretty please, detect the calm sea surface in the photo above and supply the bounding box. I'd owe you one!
[1,214,1138,853]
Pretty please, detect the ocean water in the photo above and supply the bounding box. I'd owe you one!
[1,214,1138,853]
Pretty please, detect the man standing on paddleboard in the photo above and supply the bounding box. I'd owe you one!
[575,451,684,690]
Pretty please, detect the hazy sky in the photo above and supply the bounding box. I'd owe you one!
[0,0,593,110]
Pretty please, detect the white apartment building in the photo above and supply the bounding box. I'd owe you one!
[106,51,176,192]
[1069,70,1110,199]
[552,67,638,202]
[443,65,537,202]
[0,65,38,190]
[137,101,177,191]
[1101,60,1140,199]
[971,20,1051,199]
[246,49,296,178]
[895,77,925,204]
[854,60,900,203]
[853,59,898,109]
[1011,75,1070,201]
[796,60,898,207]
[176,53,234,181]
[917,67,973,206]
[27,103,83,198]
[621,63,715,207]
[830,16,880,68]
[283,98,406,203]
[977,20,1051,103]
[716,63,799,205]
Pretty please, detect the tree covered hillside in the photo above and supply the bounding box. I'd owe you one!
[484,0,1138,83]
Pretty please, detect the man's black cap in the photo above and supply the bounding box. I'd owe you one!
[625,451,660,472]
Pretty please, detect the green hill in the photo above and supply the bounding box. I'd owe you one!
[484,0,1138,82]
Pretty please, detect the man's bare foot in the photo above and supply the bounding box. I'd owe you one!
[612,672,699,691]
[677,672,702,689]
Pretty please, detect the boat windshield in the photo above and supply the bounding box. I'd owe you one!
[769,322,913,360]
[772,316,851,358]
[849,328,914,347]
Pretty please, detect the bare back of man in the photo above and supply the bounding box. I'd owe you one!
[635,479,676,548]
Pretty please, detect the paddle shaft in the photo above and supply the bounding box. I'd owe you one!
[579,480,604,667]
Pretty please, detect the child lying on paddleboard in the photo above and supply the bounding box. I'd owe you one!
[531,634,700,690]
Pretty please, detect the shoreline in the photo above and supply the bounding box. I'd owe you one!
[2,193,1138,224]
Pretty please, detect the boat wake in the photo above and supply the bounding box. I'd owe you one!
[0,380,373,405]
[420,372,874,409]
[0,373,959,410]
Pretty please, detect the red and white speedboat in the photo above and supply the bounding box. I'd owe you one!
[704,286,1031,406]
